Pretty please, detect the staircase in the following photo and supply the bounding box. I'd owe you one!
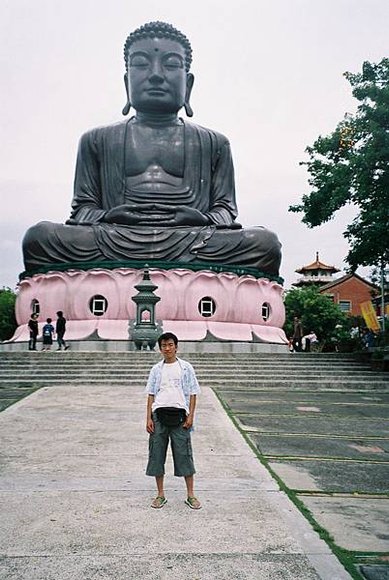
[0,351,387,390]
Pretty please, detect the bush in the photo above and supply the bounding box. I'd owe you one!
[0,287,17,341]
[284,286,348,349]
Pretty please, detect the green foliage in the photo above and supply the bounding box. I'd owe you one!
[0,287,17,341]
[376,326,389,348]
[290,58,389,271]
[283,286,348,346]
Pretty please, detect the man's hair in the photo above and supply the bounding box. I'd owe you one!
[124,21,192,72]
[56,311,63,317]
[158,332,178,347]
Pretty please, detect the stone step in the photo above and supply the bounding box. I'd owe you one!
[1,361,363,369]
[0,370,378,378]
[0,352,383,391]
[0,369,384,380]
[0,360,378,370]
[0,352,358,361]
[0,358,368,370]
[0,379,385,390]
[0,366,372,375]
[0,359,371,368]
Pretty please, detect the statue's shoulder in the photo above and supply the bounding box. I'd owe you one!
[79,120,128,144]
[184,120,230,148]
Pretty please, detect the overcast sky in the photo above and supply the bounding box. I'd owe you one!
[1,0,388,290]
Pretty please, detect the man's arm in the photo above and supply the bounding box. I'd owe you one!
[146,394,155,434]
[183,394,197,430]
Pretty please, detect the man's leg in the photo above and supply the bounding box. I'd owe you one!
[146,415,169,508]
[156,475,165,497]
[171,426,201,509]
[185,475,194,497]
[293,339,302,352]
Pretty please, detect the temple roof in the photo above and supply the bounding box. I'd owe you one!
[318,272,378,292]
[295,252,340,275]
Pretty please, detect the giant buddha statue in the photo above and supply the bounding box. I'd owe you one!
[22,21,281,277]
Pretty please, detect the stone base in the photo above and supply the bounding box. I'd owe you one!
[0,339,288,353]
[12,267,287,344]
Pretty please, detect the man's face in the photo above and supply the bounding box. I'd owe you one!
[160,338,178,363]
[126,37,189,114]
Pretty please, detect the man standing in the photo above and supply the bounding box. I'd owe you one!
[145,332,201,509]
[292,316,304,352]
[28,313,39,351]
[41,318,55,351]
[56,311,69,351]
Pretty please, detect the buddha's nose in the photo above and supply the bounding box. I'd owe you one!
[149,62,164,84]
[149,73,164,84]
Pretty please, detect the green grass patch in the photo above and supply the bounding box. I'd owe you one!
[0,387,40,413]
[214,388,376,580]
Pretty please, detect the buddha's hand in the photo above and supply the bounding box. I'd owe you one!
[103,204,209,227]
[104,204,157,225]
[149,204,209,226]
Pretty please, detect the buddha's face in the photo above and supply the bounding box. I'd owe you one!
[126,37,192,114]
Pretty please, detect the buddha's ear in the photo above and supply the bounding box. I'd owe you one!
[122,73,131,116]
[184,73,194,117]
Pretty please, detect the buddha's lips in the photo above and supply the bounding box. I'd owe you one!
[146,88,169,95]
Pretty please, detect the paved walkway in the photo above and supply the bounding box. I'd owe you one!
[0,385,351,579]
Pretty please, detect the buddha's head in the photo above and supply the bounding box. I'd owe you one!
[122,22,194,116]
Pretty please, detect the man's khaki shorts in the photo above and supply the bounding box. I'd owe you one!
[146,412,195,477]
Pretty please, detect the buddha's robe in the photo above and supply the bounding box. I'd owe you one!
[23,120,281,275]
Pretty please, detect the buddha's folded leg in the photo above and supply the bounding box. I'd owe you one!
[22,221,104,270]
[22,222,282,277]
[192,226,282,276]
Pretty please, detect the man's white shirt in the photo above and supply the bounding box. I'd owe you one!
[152,361,188,412]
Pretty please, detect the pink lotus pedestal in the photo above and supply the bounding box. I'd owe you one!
[12,267,287,344]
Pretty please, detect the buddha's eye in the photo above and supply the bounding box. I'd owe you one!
[130,55,150,68]
[164,55,183,69]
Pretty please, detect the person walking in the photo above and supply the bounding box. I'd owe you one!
[145,332,201,510]
[56,311,69,350]
[28,313,39,351]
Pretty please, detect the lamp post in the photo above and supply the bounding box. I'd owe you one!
[129,266,162,350]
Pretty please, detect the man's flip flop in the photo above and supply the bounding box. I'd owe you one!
[151,496,167,509]
[185,496,202,509]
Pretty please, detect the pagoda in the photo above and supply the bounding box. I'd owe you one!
[293,252,340,287]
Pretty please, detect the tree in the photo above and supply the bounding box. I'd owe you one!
[0,287,17,341]
[290,58,389,271]
[283,286,348,348]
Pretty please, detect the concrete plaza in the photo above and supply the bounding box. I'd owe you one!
[0,383,350,580]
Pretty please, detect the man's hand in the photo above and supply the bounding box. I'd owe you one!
[183,414,194,430]
[146,418,154,434]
